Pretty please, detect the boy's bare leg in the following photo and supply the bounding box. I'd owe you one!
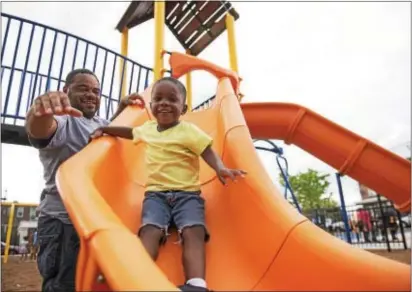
[181,226,206,280]
[139,225,164,260]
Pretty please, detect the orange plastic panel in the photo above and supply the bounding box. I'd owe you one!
[56,78,410,291]
[169,52,240,95]
[241,102,411,212]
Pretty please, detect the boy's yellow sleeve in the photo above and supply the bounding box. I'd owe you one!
[186,123,213,156]
[132,126,143,144]
[132,121,153,144]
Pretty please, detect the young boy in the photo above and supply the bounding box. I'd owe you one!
[90,77,246,291]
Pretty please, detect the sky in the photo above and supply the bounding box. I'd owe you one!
[1,1,411,206]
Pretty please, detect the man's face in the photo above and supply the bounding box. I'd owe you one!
[64,73,101,119]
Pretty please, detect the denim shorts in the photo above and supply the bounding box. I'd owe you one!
[37,215,79,292]
[138,190,209,243]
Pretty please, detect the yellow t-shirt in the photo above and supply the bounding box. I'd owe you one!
[132,120,213,192]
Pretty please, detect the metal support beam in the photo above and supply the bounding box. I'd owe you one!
[225,13,238,73]
[154,1,165,81]
[120,27,129,98]
[185,50,193,111]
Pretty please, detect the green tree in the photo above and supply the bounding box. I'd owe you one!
[279,169,338,212]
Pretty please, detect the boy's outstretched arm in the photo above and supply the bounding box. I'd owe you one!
[201,145,247,185]
[90,126,133,140]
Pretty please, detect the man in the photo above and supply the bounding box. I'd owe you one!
[383,206,399,241]
[30,229,38,260]
[356,208,373,243]
[25,68,145,292]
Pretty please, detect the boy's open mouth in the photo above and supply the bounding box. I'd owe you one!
[158,108,173,114]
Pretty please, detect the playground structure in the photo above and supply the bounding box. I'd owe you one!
[0,1,410,291]
[0,201,38,263]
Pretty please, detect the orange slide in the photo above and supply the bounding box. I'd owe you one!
[57,76,410,291]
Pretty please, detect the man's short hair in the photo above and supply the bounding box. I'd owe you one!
[65,68,99,86]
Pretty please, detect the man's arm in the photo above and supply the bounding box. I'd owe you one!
[25,91,82,139]
[25,105,57,139]
[110,107,124,122]
[110,94,146,121]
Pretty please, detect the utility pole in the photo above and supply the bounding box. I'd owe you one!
[1,189,7,201]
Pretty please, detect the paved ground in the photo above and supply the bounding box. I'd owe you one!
[1,250,410,291]
[367,249,411,265]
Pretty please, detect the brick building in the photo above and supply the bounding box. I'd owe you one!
[1,204,38,245]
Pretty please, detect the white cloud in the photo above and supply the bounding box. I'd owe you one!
[1,2,410,207]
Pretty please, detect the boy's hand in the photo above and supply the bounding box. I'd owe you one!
[217,168,247,185]
[90,127,104,140]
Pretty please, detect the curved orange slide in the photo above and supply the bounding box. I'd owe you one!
[57,78,410,291]
[242,103,411,212]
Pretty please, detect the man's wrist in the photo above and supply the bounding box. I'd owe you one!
[117,102,126,112]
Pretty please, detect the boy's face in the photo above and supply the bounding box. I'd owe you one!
[150,81,187,127]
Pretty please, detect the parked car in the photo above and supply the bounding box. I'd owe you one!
[400,214,411,228]
[1,241,20,255]
[331,221,345,232]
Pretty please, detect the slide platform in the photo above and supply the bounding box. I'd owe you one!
[56,77,410,291]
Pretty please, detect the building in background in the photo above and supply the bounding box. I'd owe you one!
[17,220,38,244]
[356,183,388,206]
[1,203,38,245]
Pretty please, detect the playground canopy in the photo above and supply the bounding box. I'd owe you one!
[115,1,239,56]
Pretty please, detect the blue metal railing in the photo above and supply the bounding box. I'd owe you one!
[193,95,216,111]
[253,139,302,214]
[1,13,154,126]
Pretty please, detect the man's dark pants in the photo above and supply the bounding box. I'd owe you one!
[37,216,79,292]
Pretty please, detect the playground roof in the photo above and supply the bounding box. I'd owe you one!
[115,1,239,56]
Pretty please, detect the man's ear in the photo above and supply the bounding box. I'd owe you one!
[63,85,68,94]
[181,104,188,115]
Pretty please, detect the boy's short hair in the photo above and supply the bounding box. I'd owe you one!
[152,77,187,103]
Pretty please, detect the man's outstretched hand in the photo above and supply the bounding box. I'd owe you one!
[120,93,146,108]
[217,168,247,185]
[33,91,83,117]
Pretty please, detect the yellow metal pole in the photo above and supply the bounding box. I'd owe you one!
[4,203,16,264]
[185,50,193,111]
[1,202,38,207]
[225,13,239,73]
[186,73,192,111]
[120,27,129,99]
[154,1,165,82]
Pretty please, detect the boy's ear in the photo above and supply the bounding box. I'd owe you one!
[63,85,68,94]
[182,104,188,115]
